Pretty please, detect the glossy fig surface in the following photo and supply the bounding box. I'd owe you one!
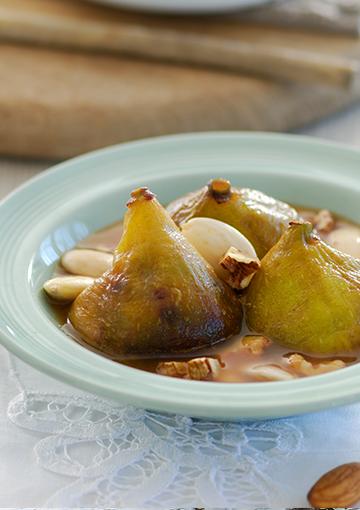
[69,187,242,358]
[167,179,299,258]
[245,221,360,354]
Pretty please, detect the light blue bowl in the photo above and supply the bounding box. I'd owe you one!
[1,132,360,420]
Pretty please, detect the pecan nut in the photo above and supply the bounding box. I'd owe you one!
[313,209,335,234]
[220,246,260,289]
[156,357,221,380]
[287,353,345,376]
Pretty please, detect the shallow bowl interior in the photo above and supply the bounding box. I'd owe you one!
[1,132,360,420]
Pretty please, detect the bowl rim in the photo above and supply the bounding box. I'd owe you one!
[1,131,360,420]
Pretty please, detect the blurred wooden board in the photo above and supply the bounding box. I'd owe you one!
[1,0,360,158]
[0,0,358,88]
[1,43,360,159]
[1,0,359,55]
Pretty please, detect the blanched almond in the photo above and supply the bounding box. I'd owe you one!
[248,364,295,382]
[181,217,257,279]
[43,276,94,303]
[327,225,360,259]
[61,249,113,278]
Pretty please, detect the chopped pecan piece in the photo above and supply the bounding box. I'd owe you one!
[156,357,221,380]
[313,209,335,233]
[220,247,260,290]
[287,353,345,376]
[238,335,272,355]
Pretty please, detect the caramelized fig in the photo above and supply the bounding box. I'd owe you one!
[167,179,299,258]
[245,221,360,354]
[69,187,242,358]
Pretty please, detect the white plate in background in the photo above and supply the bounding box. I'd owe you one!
[87,0,271,14]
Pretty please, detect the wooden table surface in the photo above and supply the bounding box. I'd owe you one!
[2,103,360,199]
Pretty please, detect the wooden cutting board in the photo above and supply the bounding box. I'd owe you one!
[1,0,360,159]
[1,0,358,87]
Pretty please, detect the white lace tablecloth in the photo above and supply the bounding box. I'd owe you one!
[2,108,360,507]
[2,346,360,508]
[0,346,360,510]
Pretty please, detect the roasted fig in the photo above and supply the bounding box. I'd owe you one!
[167,178,299,258]
[69,187,243,358]
[244,221,360,354]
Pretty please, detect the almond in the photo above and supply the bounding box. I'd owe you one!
[247,364,295,382]
[43,275,95,303]
[308,462,360,508]
[61,249,113,278]
[181,217,257,280]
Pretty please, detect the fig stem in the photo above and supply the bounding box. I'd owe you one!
[289,220,319,244]
[127,187,155,207]
[208,179,232,203]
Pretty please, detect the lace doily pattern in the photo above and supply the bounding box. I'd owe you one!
[8,389,302,507]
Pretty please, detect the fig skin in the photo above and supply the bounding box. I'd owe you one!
[167,179,299,258]
[69,187,242,359]
[244,222,360,354]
